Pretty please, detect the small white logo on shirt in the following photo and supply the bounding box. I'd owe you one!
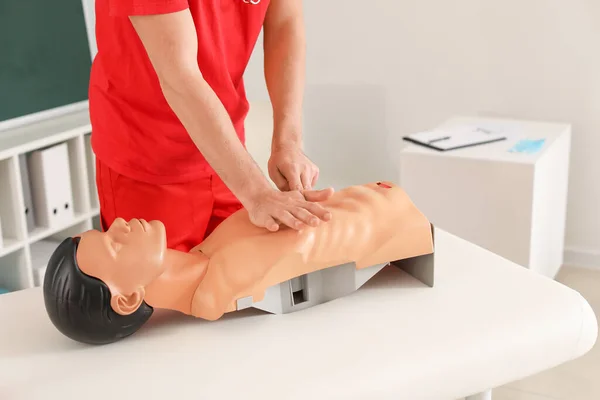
[242,0,261,4]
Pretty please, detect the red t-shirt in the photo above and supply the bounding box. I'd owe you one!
[89,0,270,184]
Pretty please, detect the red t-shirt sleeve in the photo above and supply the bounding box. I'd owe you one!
[109,0,189,17]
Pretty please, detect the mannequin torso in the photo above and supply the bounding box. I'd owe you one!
[187,182,433,320]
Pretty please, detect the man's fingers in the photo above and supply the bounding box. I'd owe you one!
[300,169,312,190]
[301,201,332,221]
[286,175,303,192]
[270,168,289,191]
[263,216,280,232]
[275,210,305,230]
[279,164,303,191]
[290,207,320,227]
[250,212,280,232]
[311,168,319,188]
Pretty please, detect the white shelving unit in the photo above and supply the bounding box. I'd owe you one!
[0,108,100,293]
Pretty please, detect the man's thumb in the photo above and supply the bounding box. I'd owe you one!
[303,187,334,202]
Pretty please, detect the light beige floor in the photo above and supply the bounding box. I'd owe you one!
[491,266,600,400]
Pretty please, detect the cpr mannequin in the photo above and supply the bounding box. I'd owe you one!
[43,181,434,345]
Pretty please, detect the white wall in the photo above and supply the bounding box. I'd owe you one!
[244,0,600,264]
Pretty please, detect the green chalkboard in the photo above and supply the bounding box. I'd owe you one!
[0,0,92,123]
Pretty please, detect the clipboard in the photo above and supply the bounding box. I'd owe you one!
[403,126,507,151]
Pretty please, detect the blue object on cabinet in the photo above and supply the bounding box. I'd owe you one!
[508,138,546,154]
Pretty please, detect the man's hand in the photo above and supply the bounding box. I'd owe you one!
[268,144,319,191]
[246,187,334,232]
[263,0,312,192]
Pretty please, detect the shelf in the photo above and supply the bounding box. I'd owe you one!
[0,105,99,292]
[0,108,91,162]
[28,212,94,244]
[0,238,24,258]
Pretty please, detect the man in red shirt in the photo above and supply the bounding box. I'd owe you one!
[89,0,333,251]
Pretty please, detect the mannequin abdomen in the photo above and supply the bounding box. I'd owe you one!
[304,196,383,267]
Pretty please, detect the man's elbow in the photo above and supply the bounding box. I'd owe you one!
[156,65,204,97]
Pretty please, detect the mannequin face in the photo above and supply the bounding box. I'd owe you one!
[76,218,167,299]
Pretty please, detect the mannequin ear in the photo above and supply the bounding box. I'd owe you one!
[110,287,145,316]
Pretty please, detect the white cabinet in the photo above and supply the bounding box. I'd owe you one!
[400,115,571,278]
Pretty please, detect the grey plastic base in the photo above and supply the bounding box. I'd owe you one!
[236,225,436,315]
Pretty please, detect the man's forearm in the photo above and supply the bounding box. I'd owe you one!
[264,15,306,149]
[161,73,271,204]
[128,11,272,205]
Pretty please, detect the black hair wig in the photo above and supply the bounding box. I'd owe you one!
[43,237,154,345]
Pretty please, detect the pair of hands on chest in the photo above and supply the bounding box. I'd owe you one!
[243,142,334,233]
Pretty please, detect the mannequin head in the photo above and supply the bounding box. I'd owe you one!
[43,217,167,345]
[76,217,168,315]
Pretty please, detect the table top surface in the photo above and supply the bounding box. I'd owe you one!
[400,115,571,164]
[0,229,596,400]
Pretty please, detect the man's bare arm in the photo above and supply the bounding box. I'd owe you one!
[263,0,305,149]
[129,10,271,206]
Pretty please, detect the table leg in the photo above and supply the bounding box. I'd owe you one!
[466,389,492,400]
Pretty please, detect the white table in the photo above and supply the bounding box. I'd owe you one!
[0,229,596,400]
[400,115,571,278]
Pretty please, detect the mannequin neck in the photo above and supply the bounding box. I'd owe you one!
[143,249,209,315]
